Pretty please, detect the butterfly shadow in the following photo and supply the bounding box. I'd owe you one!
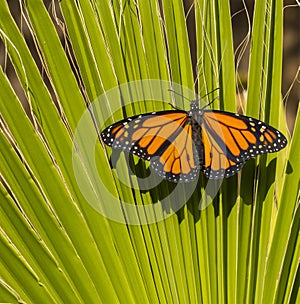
[109,151,222,218]
[240,157,285,205]
[109,151,289,224]
[180,175,239,224]
[109,151,177,204]
[109,151,239,221]
[130,157,179,204]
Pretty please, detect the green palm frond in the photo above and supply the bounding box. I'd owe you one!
[0,0,299,303]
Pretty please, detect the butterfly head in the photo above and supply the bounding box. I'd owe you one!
[189,99,205,121]
[189,95,215,114]
[190,99,200,111]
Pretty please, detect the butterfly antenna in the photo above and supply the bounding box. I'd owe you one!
[202,95,220,110]
[199,87,220,100]
[167,102,181,110]
[169,87,220,109]
[197,88,220,109]
[168,89,193,102]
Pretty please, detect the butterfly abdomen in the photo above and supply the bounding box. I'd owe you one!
[190,117,204,166]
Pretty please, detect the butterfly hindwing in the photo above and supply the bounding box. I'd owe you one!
[199,123,246,178]
[150,121,200,182]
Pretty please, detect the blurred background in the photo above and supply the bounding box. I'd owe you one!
[230,0,299,134]
[1,0,299,135]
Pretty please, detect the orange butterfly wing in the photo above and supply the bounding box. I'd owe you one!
[101,111,200,182]
[102,106,287,181]
[200,110,287,179]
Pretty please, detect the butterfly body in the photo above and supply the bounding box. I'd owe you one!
[101,101,287,182]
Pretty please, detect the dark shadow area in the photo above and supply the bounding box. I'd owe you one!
[285,159,294,175]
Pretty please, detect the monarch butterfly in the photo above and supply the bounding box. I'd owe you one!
[101,100,287,182]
